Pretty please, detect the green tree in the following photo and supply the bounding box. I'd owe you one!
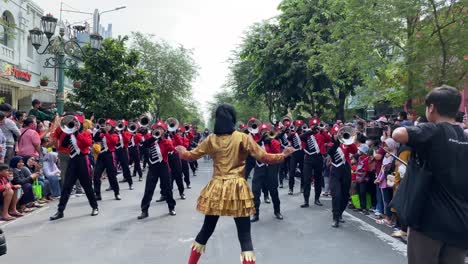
[65,36,152,119]
[131,32,199,120]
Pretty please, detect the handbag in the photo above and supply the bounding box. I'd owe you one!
[390,153,432,228]
[386,174,395,187]
[32,179,42,200]
[0,227,6,256]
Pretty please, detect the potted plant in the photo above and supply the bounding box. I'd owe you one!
[73,80,81,88]
[40,76,49,86]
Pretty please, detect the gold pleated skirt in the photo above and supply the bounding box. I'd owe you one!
[197,176,256,217]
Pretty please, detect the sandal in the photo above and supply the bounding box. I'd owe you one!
[34,202,44,208]
[9,211,24,217]
[376,219,391,225]
[23,207,34,213]
[1,215,16,221]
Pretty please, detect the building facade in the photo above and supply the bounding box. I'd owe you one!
[0,0,57,111]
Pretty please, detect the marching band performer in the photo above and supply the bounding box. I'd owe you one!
[167,126,186,200]
[176,104,293,264]
[328,127,357,228]
[301,118,331,208]
[287,119,305,195]
[138,120,177,219]
[250,123,283,222]
[115,120,134,189]
[50,115,98,220]
[277,120,292,189]
[128,122,143,181]
[93,119,121,201]
[139,127,150,172]
[180,126,192,189]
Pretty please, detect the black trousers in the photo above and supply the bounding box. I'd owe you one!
[140,162,176,212]
[181,159,190,186]
[289,150,304,191]
[140,145,149,169]
[245,155,255,179]
[168,153,184,195]
[58,155,97,212]
[128,146,142,178]
[189,160,197,174]
[94,151,119,197]
[253,165,280,215]
[330,163,351,221]
[357,181,368,209]
[115,148,133,186]
[279,157,289,184]
[195,215,253,252]
[303,154,324,203]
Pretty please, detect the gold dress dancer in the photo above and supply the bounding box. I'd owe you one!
[177,104,293,264]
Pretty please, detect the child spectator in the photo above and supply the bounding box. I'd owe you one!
[0,164,23,221]
[355,144,370,215]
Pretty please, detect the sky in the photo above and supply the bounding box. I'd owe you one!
[35,0,282,122]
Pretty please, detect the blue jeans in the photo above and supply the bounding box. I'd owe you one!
[380,187,392,217]
[375,185,383,214]
[46,175,61,197]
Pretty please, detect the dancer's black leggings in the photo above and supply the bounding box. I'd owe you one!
[195,215,253,251]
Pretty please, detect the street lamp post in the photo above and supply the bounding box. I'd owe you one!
[28,14,102,115]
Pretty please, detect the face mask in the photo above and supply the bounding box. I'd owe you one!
[380,135,385,142]
[365,140,372,146]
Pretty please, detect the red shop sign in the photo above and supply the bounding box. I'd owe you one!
[11,66,31,82]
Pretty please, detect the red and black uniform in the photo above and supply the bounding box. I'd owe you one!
[140,129,151,170]
[180,131,192,188]
[166,132,185,198]
[277,130,290,187]
[140,136,177,215]
[245,133,261,179]
[328,139,358,224]
[93,130,120,199]
[128,132,143,180]
[187,130,201,175]
[115,130,133,187]
[57,130,98,213]
[301,129,331,206]
[287,130,304,194]
[252,135,282,220]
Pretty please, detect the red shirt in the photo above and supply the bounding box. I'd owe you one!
[265,139,281,154]
[341,143,358,165]
[171,134,185,147]
[75,131,92,155]
[51,126,71,154]
[100,132,119,152]
[355,155,369,182]
[0,177,10,193]
[183,136,190,148]
[130,133,143,147]
[117,131,132,148]
[251,133,262,142]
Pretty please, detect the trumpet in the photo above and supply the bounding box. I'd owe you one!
[166,117,179,132]
[128,122,139,133]
[152,128,162,139]
[116,121,126,131]
[139,114,152,128]
[60,115,80,134]
[337,126,356,145]
[265,130,278,139]
[247,118,261,134]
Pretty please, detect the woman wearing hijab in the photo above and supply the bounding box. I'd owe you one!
[176,104,294,264]
[43,152,61,198]
[374,138,399,226]
[23,155,52,202]
[10,156,40,212]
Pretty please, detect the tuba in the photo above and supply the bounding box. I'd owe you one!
[152,128,162,139]
[337,126,356,145]
[60,115,80,134]
[280,116,292,126]
[318,121,326,130]
[128,122,139,133]
[266,130,278,139]
[247,118,261,134]
[116,120,126,131]
[96,118,106,130]
[139,114,152,128]
[301,123,309,131]
[166,117,179,132]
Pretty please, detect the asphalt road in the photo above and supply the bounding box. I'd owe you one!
[1,159,407,264]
